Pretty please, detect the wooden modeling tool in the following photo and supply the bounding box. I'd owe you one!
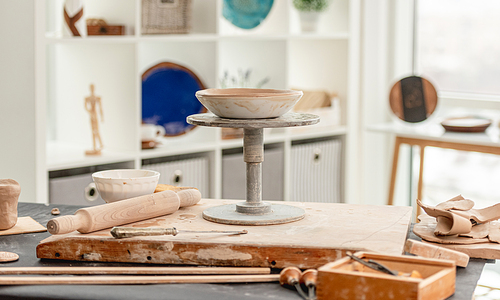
[346,252,398,276]
[300,269,318,300]
[279,267,308,300]
[47,189,201,235]
[110,226,248,239]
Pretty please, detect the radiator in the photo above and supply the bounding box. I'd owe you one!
[289,138,342,203]
[143,156,210,198]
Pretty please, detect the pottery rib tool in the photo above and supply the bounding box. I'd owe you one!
[110,226,248,239]
[47,189,201,235]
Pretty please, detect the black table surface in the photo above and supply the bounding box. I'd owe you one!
[0,202,489,300]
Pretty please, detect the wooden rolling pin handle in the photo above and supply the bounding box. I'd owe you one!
[47,213,87,235]
[178,189,202,208]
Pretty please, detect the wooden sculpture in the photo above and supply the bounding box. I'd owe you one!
[0,179,21,230]
[84,84,104,155]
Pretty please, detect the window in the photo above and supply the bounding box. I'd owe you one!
[416,0,500,97]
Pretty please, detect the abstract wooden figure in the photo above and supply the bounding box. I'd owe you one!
[84,84,104,156]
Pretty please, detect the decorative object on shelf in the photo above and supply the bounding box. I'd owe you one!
[195,88,303,119]
[63,0,86,37]
[222,0,274,30]
[141,0,192,34]
[86,18,125,36]
[292,0,330,32]
[140,124,165,149]
[292,89,341,129]
[440,116,492,133]
[219,69,270,89]
[84,84,104,156]
[389,75,438,123]
[0,179,20,230]
[142,62,206,136]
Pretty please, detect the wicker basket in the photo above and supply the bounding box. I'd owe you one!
[141,0,192,34]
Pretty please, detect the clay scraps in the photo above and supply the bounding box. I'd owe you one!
[414,195,500,245]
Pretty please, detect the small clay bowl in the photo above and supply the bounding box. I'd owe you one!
[92,169,160,203]
[195,88,303,119]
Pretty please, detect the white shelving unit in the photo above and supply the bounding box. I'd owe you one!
[3,0,360,204]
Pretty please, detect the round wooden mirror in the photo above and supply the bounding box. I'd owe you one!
[389,76,438,123]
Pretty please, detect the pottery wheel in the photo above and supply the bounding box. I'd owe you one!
[187,112,320,225]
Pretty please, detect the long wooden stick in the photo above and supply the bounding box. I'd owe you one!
[0,274,280,285]
[0,266,271,275]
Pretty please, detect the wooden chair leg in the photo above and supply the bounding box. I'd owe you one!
[416,145,426,217]
[388,137,402,206]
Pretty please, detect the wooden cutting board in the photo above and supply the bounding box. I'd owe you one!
[37,199,412,269]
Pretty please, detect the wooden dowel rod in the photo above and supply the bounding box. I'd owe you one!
[0,266,271,275]
[0,274,280,285]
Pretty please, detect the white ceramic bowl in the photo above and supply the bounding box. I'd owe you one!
[195,88,303,119]
[92,169,160,203]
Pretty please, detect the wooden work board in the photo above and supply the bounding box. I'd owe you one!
[37,200,412,269]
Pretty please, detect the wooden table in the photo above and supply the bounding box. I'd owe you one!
[0,202,487,300]
[368,122,500,208]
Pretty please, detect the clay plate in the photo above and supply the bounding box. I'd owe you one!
[441,116,492,133]
[195,88,303,119]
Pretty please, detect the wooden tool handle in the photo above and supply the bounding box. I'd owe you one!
[300,269,317,287]
[47,190,200,235]
[279,267,302,286]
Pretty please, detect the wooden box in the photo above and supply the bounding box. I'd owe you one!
[87,25,125,36]
[316,252,456,300]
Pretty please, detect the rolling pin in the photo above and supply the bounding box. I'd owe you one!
[47,189,201,235]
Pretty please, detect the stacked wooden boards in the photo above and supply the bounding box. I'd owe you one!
[37,199,412,269]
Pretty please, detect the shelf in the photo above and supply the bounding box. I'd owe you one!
[140,139,217,159]
[45,33,349,45]
[16,0,359,204]
[46,141,136,171]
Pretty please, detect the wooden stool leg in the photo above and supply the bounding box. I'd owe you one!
[388,137,402,206]
[416,145,426,217]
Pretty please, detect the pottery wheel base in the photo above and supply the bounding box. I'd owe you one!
[202,203,305,225]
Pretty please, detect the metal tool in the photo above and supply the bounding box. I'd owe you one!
[279,267,309,300]
[300,269,318,300]
[110,227,248,239]
[346,252,398,276]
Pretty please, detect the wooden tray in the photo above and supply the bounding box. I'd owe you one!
[37,200,412,269]
[317,252,456,300]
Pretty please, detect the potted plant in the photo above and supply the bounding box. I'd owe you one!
[292,0,330,32]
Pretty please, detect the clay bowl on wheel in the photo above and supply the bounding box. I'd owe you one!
[195,88,303,119]
[92,169,160,203]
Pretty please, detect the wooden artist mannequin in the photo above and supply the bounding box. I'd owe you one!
[84,84,104,155]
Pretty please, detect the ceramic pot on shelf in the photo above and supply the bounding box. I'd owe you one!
[299,11,321,32]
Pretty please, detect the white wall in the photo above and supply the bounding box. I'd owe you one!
[0,0,40,202]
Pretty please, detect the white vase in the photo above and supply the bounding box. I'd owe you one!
[299,11,321,32]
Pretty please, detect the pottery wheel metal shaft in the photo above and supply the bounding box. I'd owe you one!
[187,112,320,225]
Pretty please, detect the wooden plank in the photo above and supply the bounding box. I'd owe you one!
[0,217,46,236]
[37,199,412,269]
[405,239,469,267]
[0,266,271,275]
[0,274,280,285]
